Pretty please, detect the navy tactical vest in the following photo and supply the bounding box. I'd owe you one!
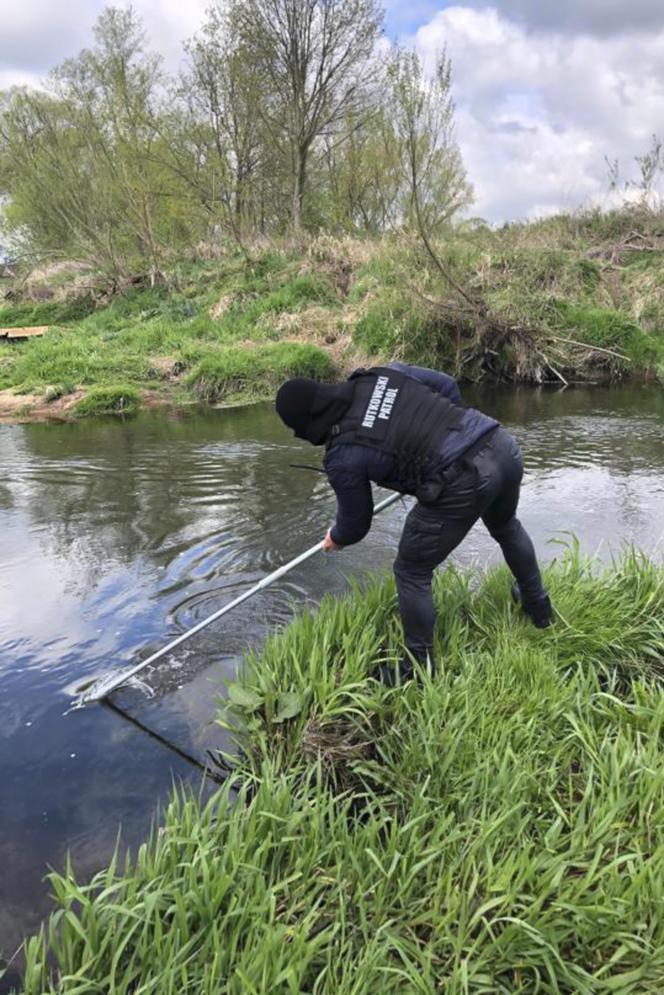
[326,366,465,498]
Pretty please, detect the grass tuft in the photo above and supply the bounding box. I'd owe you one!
[43,381,76,403]
[73,385,141,417]
[186,342,334,403]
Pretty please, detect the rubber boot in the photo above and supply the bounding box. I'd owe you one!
[374,657,414,687]
[374,653,437,686]
[511,583,553,628]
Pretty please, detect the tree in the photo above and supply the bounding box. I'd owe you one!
[0,3,475,270]
[178,4,268,244]
[317,107,401,233]
[52,7,171,280]
[0,8,195,283]
[0,86,128,273]
[233,0,383,232]
[386,47,472,235]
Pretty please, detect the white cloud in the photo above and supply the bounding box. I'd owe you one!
[411,6,664,221]
[130,0,208,68]
[0,0,208,76]
[0,69,47,91]
[0,0,97,71]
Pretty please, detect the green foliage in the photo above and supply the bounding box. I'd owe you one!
[0,10,200,279]
[313,107,403,233]
[17,552,664,993]
[0,0,471,266]
[73,385,141,417]
[230,0,384,231]
[385,47,473,233]
[187,342,334,403]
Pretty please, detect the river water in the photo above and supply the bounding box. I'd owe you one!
[1,385,663,982]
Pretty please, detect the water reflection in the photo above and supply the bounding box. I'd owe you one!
[1,385,663,974]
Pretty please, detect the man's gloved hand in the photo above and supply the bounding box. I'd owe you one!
[322,529,341,552]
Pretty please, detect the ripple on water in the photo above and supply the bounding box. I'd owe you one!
[519,413,664,473]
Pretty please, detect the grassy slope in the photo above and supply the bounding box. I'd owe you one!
[0,252,339,417]
[1,208,664,418]
[13,550,664,994]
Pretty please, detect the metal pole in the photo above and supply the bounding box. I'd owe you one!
[74,491,402,706]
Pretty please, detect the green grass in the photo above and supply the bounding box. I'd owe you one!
[73,385,141,417]
[0,295,96,328]
[548,300,644,348]
[43,381,77,403]
[187,342,334,403]
[354,289,419,355]
[12,549,664,994]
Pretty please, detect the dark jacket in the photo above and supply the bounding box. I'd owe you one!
[325,363,498,546]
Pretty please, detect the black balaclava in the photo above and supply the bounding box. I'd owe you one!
[275,377,354,445]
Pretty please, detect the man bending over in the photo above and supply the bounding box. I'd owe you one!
[276,362,552,683]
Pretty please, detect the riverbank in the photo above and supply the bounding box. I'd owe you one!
[1,209,664,422]
[10,549,664,993]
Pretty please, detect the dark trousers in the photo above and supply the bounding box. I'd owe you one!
[393,427,547,662]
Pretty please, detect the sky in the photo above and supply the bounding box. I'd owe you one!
[2,1,663,223]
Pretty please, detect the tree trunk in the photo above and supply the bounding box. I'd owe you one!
[291,144,308,232]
